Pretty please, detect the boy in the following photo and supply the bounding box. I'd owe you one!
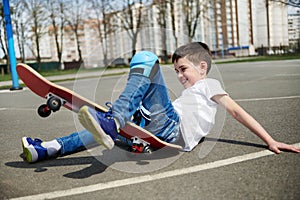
[22,42,300,163]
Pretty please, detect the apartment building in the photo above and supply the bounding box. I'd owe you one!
[288,10,300,50]
[40,0,291,68]
[213,0,289,55]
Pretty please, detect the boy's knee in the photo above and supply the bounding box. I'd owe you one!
[129,51,159,79]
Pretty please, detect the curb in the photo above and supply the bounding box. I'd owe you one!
[0,68,129,88]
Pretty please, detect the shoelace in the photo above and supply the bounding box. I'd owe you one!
[104,102,114,119]
[105,102,112,109]
[34,138,43,143]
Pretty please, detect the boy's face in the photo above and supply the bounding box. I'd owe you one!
[174,57,207,89]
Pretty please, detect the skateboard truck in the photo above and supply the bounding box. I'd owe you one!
[131,136,153,153]
[37,93,65,118]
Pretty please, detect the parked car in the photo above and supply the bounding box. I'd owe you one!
[109,58,129,67]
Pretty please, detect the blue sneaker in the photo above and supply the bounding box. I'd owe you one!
[78,106,118,149]
[22,137,48,163]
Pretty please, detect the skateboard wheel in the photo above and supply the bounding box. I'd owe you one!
[37,104,51,118]
[142,146,153,154]
[47,96,61,112]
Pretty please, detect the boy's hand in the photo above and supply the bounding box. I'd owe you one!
[213,95,300,154]
[268,141,300,154]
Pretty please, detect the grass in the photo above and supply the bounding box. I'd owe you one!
[0,66,128,82]
[1,54,299,83]
[214,53,300,64]
[0,74,14,82]
[0,69,79,82]
[0,69,127,90]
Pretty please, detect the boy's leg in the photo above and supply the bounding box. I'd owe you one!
[78,51,180,148]
[56,129,96,155]
[78,52,154,149]
[22,130,96,163]
[113,64,179,142]
[136,65,180,143]
[113,51,179,141]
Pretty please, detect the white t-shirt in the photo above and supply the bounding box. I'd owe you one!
[172,78,227,151]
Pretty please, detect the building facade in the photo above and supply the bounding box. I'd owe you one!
[288,10,300,51]
[213,0,289,55]
[38,0,293,68]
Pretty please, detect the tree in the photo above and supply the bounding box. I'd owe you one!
[269,0,300,7]
[154,0,168,62]
[169,0,178,47]
[46,0,66,69]
[182,0,201,42]
[64,0,86,63]
[0,3,8,64]
[11,0,29,63]
[22,0,48,70]
[88,0,113,67]
[0,23,8,62]
[115,0,145,57]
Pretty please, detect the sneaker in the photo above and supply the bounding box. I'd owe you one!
[78,106,118,149]
[22,137,48,163]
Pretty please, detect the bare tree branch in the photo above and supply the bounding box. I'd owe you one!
[22,0,49,70]
[46,0,66,68]
[112,0,147,57]
[270,0,300,7]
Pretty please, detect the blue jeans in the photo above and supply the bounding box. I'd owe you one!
[57,62,179,156]
[57,130,94,155]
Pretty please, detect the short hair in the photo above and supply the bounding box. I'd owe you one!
[172,42,212,74]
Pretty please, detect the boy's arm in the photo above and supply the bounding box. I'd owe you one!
[212,94,300,154]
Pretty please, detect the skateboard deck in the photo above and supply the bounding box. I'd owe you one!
[16,63,182,153]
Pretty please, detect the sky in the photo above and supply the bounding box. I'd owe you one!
[1,4,300,60]
[288,5,300,14]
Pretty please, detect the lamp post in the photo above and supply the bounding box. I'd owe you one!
[3,0,22,90]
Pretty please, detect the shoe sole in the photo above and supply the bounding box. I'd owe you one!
[22,137,38,163]
[78,106,114,149]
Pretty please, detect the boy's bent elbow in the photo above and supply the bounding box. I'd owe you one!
[215,95,246,121]
[229,106,254,126]
[230,109,240,120]
[227,104,246,122]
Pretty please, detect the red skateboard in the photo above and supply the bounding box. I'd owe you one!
[16,63,182,153]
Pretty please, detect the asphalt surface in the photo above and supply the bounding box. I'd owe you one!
[0,60,299,200]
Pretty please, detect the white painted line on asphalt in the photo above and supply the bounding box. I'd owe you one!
[235,95,300,102]
[11,142,300,200]
[275,73,300,77]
